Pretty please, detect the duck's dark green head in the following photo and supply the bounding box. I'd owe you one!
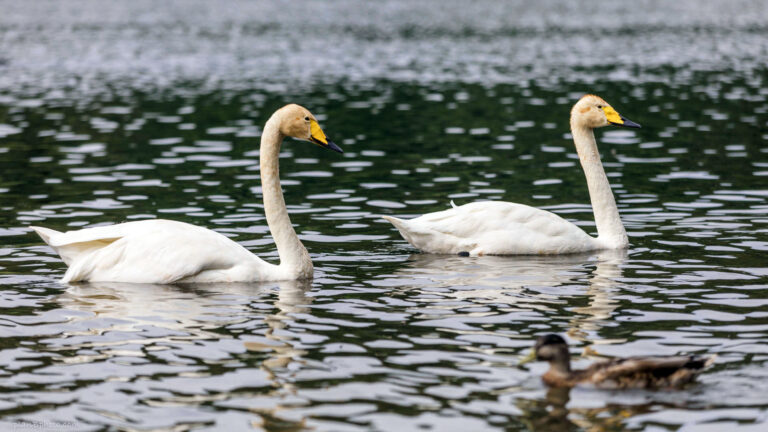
[537,334,566,346]
[520,333,571,367]
[534,334,569,362]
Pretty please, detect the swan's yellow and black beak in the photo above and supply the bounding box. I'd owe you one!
[518,348,537,365]
[309,119,343,153]
[603,106,641,129]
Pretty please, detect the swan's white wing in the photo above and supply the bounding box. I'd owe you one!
[32,221,161,265]
[384,201,597,255]
[32,220,273,283]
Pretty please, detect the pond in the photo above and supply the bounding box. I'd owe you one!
[0,1,767,430]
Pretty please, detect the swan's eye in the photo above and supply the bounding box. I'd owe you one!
[596,105,603,109]
[304,116,310,122]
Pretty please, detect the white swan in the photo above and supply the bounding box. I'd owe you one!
[383,94,640,256]
[31,104,343,283]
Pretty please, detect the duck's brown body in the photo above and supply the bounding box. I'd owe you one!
[542,354,715,389]
[525,335,715,390]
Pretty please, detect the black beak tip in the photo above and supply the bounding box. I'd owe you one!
[618,117,642,129]
[327,140,343,153]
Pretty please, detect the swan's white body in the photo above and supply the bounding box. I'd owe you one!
[384,201,600,256]
[31,220,278,283]
[384,95,639,256]
[32,104,341,283]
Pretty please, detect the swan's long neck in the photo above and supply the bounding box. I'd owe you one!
[260,113,313,278]
[570,123,628,248]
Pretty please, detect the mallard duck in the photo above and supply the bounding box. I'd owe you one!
[520,334,715,389]
[383,94,640,256]
[32,104,342,284]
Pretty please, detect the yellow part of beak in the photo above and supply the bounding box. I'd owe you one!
[310,119,328,145]
[518,348,537,365]
[602,106,623,125]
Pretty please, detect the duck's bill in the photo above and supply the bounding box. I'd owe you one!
[518,348,537,365]
[309,119,344,153]
[602,106,641,128]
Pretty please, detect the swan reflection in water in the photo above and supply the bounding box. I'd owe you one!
[243,279,313,431]
[56,279,313,430]
[393,249,627,344]
[243,279,312,379]
[58,281,275,333]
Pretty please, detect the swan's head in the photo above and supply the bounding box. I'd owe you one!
[571,94,641,130]
[277,104,343,153]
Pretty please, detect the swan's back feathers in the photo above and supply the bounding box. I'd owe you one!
[384,201,597,255]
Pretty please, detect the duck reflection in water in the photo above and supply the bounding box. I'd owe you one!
[515,386,654,432]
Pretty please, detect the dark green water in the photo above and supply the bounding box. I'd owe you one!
[1,1,767,431]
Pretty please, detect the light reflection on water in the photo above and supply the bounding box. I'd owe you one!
[1,0,768,430]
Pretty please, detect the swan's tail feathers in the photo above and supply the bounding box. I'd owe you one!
[30,225,120,269]
[30,226,61,246]
[383,215,428,251]
[31,225,76,272]
[382,215,413,242]
[382,215,407,231]
[31,226,76,267]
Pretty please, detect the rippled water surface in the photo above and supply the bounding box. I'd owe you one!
[1,1,768,430]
